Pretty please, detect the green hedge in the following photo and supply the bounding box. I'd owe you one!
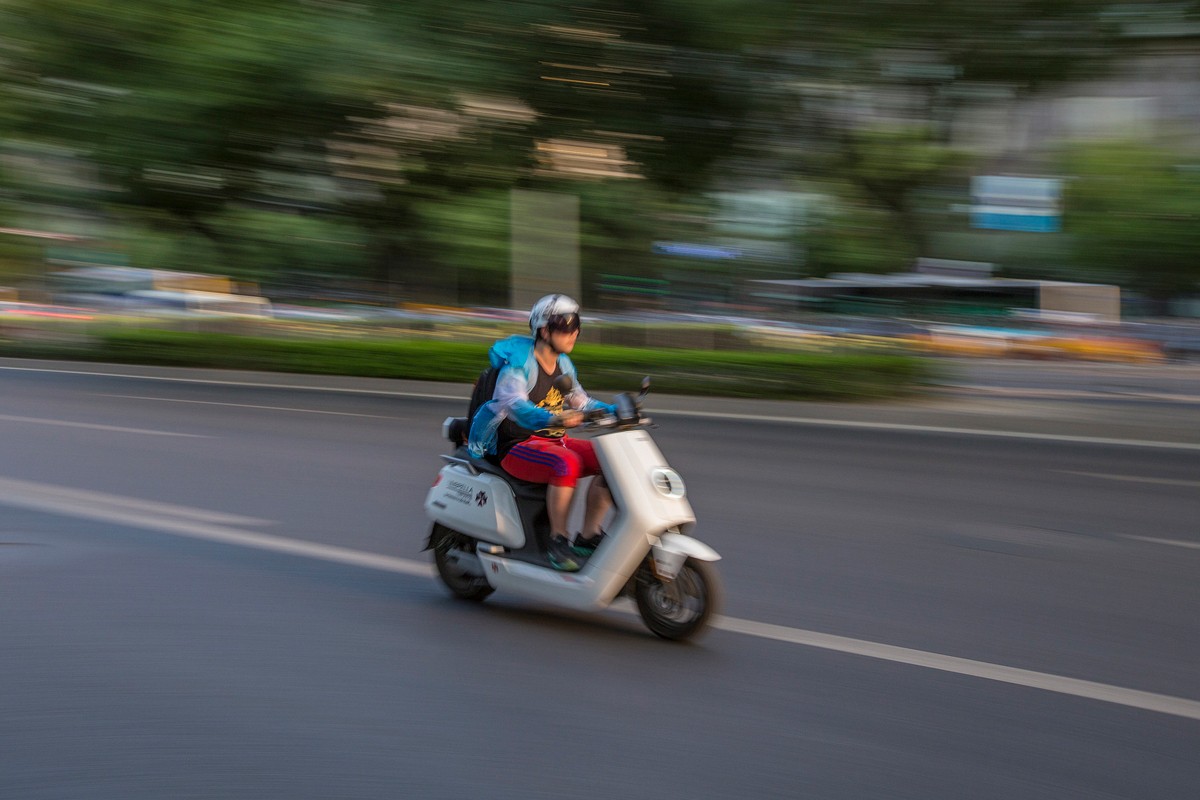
[0,329,932,400]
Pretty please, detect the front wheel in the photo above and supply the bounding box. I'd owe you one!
[635,558,722,641]
[431,524,494,603]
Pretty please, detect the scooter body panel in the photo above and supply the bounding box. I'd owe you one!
[470,429,707,612]
[424,465,526,548]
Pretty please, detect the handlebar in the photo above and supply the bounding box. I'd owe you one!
[549,408,618,429]
[575,401,652,431]
[553,378,654,432]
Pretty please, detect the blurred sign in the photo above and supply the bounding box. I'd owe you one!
[970,176,1062,233]
[652,243,741,260]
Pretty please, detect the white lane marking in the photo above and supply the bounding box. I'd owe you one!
[0,476,274,526]
[949,385,1200,403]
[1124,535,1200,551]
[648,408,1200,452]
[6,362,1200,451]
[0,364,468,400]
[1,479,1197,723]
[95,394,405,420]
[0,413,206,437]
[712,616,1200,721]
[0,479,433,578]
[1055,470,1200,488]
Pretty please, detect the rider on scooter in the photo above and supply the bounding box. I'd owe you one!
[467,295,616,571]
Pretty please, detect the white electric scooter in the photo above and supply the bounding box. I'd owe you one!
[424,378,722,641]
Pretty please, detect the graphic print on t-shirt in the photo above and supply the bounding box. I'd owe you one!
[532,371,566,438]
[495,363,566,458]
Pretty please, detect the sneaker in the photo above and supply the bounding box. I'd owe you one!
[571,531,606,557]
[547,535,582,572]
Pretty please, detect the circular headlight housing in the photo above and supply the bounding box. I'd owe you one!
[650,468,686,499]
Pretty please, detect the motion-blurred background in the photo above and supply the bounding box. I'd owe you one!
[3,0,1200,374]
[4,6,1200,797]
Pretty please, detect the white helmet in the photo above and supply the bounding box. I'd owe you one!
[528,294,580,335]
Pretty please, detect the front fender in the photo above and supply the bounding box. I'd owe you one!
[655,532,721,562]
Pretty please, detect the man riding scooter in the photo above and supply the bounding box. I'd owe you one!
[467,295,616,571]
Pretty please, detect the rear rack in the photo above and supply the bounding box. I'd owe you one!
[440,454,479,475]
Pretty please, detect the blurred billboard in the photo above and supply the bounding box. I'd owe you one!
[970,177,1062,233]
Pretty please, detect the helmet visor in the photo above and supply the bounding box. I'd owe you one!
[545,312,580,334]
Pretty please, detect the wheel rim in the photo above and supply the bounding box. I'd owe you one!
[643,565,706,626]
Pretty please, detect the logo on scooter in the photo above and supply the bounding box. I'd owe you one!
[475,490,489,507]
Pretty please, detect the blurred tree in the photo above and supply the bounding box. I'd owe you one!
[417,190,510,304]
[803,188,915,276]
[1064,142,1200,305]
[833,126,960,259]
[2,0,381,249]
[0,0,1132,302]
[512,2,752,191]
[576,181,701,306]
[760,0,1114,260]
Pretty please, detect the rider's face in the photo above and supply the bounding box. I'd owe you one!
[545,328,578,353]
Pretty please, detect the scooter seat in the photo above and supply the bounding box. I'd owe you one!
[451,447,553,565]
[452,446,547,502]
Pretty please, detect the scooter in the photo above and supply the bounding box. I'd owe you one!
[424,377,723,641]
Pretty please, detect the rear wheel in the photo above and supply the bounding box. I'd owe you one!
[635,558,722,641]
[431,524,494,602]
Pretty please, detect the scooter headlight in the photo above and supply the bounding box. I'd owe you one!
[650,468,686,499]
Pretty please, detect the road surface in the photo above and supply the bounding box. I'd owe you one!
[1,364,1197,799]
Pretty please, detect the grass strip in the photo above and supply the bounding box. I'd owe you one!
[0,329,932,400]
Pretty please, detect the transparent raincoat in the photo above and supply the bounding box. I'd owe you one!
[467,335,615,458]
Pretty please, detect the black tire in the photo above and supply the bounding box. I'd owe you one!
[431,524,494,603]
[635,557,722,641]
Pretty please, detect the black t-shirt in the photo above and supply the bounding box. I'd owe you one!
[496,363,566,459]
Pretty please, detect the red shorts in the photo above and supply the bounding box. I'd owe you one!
[501,436,601,488]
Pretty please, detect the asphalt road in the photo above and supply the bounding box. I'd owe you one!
[943,358,1200,399]
[2,366,1198,799]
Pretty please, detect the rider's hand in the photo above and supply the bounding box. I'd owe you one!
[556,411,585,428]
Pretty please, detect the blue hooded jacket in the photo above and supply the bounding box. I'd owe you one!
[467,334,615,458]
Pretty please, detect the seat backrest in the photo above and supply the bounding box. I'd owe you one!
[467,366,499,427]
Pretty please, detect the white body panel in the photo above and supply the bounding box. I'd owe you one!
[424,466,526,548]
[470,429,705,611]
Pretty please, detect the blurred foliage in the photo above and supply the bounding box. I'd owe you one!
[578,182,710,304]
[5,0,1194,305]
[1064,142,1200,301]
[834,127,962,256]
[0,327,930,399]
[804,193,915,276]
[803,127,962,275]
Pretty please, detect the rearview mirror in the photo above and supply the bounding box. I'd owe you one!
[552,374,575,395]
[613,393,637,422]
[636,376,651,404]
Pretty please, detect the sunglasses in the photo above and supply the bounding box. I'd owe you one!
[546,312,580,334]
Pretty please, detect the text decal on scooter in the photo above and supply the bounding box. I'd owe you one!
[444,479,473,505]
